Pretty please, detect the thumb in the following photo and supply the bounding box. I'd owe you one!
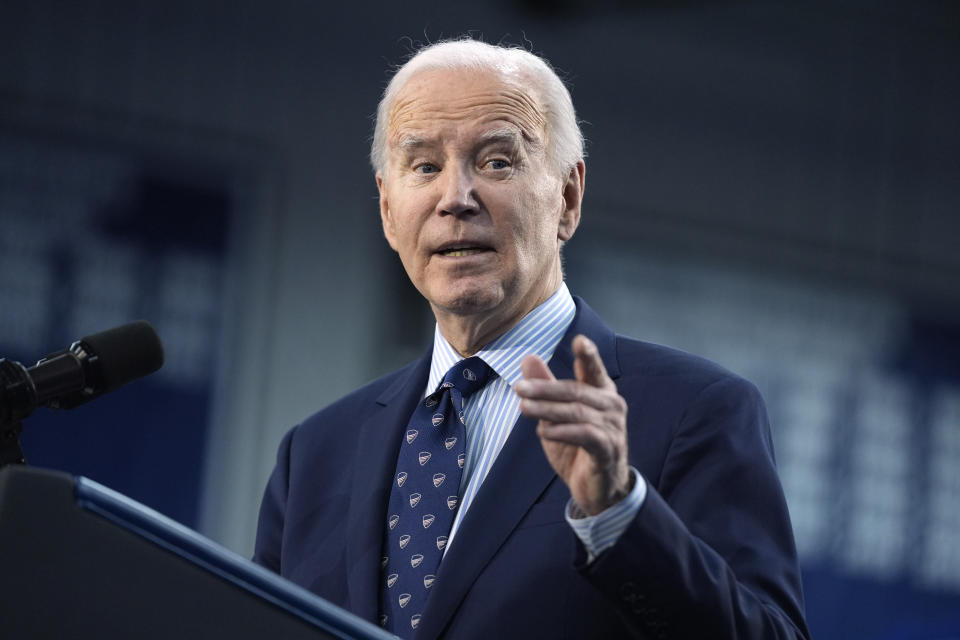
[521,354,556,382]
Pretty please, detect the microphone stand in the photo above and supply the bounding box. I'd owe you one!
[0,422,26,468]
[0,359,31,468]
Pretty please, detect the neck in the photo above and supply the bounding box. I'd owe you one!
[433,273,563,357]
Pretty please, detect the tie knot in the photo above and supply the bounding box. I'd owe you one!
[439,356,494,399]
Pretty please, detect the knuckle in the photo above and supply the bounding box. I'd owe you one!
[573,403,588,424]
[612,393,628,414]
[571,383,586,405]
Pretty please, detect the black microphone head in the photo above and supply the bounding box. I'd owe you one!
[78,320,164,393]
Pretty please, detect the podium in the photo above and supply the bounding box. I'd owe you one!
[0,466,395,639]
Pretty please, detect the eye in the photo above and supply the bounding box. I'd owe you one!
[484,158,511,170]
[415,163,439,174]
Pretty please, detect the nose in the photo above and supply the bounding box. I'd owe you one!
[436,164,480,216]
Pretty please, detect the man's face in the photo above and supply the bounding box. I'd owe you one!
[377,68,582,334]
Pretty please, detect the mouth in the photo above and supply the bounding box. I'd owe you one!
[434,242,494,258]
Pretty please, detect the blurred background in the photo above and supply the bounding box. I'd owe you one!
[1,0,958,637]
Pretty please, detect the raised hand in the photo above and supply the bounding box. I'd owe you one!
[514,335,633,515]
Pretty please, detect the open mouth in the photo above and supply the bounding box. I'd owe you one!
[440,247,488,257]
[435,244,493,257]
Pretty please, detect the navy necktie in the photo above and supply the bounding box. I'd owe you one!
[379,356,494,637]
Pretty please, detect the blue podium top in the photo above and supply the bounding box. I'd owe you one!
[76,476,396,640]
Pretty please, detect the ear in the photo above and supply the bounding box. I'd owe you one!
[377,172,399,252]
[557,161,585,242]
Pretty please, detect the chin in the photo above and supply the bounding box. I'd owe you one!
[431,284,504,317]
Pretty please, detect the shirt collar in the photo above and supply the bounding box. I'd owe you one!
[427,282,577,395]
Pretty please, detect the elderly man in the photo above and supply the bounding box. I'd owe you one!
[254,39,810,639]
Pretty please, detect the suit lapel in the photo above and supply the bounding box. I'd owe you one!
[415,297,620,639]
[344,351,432,622]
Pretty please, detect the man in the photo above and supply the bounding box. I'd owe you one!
[254,39,810,639]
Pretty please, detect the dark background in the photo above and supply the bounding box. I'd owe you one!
[1,1,958,638]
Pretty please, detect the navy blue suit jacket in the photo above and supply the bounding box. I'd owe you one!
[254,298,810,639]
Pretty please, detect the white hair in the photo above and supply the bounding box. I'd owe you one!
[370,38,584,176]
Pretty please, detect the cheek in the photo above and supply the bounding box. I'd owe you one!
[514,190,561,247]
[388,194,430,248]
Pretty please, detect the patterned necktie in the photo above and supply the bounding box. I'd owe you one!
[379,356,494,637]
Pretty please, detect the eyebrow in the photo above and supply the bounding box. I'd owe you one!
[476,127,523,147]
[396,134,429,152]
[394,127,538,159]
[481,126,545,155]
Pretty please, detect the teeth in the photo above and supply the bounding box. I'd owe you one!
[443,248,483,257]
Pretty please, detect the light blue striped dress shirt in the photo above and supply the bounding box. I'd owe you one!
[426,282,647,561]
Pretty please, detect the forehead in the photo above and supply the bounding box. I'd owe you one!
[387,68,547,150]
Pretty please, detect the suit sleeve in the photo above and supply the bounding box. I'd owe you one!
[252,425,296,572]
[577,375,810,639]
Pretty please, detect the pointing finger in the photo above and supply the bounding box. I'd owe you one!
[572,335,613,390]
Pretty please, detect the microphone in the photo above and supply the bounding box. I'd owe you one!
[0,321,165,426]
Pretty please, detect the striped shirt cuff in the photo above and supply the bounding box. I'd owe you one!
[565,467,647,564]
